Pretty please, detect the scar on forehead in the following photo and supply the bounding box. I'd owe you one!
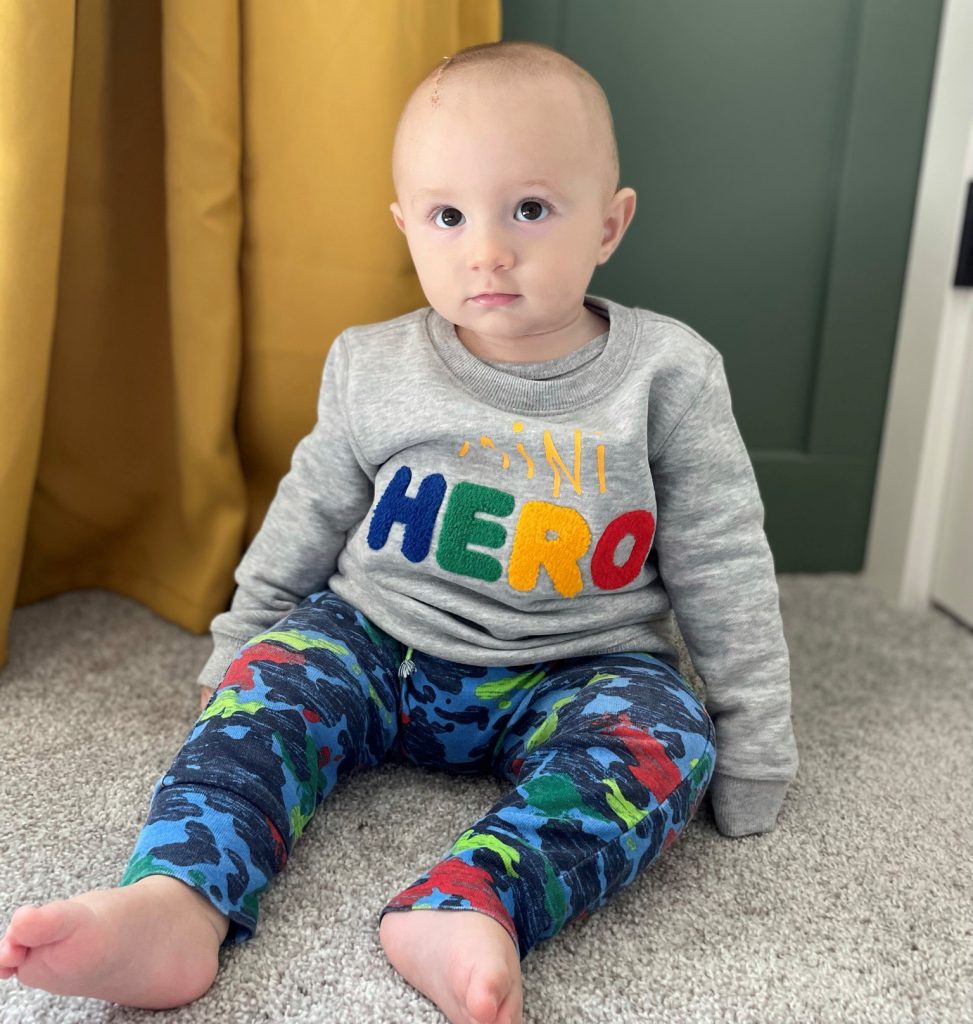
[429,55,452,108]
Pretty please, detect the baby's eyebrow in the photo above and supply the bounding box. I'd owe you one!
[410,179,568,204]
[517,179,567,198]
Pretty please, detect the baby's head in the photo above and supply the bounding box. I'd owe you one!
[390,41,637,353]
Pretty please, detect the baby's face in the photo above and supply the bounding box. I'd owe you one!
[391,74,633,349]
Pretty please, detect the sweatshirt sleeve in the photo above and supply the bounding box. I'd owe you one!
[649,353,799,837]
[196,333,374,688]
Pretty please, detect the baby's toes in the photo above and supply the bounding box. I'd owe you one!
[466,967,506,1021]
[8,902,85,949]
[466,960,522,1024]
[498,999,523,1024]
[0,933,29,975]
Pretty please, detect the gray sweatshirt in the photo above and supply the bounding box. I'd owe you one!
[198,293,799,837]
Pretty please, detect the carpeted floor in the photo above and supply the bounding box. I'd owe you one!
[0,575,970,1023]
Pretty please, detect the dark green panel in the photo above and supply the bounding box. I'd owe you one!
[498,0,562,39]
[809,0,944,463]
[753,453,874,571]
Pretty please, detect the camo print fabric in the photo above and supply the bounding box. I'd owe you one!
[120,589,716,958]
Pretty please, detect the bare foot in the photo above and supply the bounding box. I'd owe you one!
[380,908,523,1024]
[0,875,229,1009]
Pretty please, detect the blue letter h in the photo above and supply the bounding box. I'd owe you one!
[367,465,447,562]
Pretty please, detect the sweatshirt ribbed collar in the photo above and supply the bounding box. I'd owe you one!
[425,293,638,414]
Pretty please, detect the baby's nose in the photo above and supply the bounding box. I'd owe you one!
[468,227,516,272]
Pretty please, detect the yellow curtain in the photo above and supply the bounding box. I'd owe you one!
[0,0,500,671]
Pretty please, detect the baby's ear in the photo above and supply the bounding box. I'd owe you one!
[390,202,406,233]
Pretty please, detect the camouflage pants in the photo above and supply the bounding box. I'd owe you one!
[120,589,716,959]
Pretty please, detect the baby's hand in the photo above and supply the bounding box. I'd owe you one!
[199,686,215,712]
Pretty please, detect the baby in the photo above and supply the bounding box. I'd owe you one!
[0,40,798,1024]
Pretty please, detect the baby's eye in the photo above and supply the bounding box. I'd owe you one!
[432,207,464,229]
[515,199,551,222]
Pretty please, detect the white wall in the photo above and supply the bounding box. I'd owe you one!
[864,0,973,613]
[930,308,973,625]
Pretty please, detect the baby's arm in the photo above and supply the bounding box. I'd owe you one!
[650,353,799,837]
[195,333,375,699]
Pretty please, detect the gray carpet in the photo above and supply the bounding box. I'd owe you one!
[0,575,970,1023]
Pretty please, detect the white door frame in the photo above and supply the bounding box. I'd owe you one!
[864,0,973,610]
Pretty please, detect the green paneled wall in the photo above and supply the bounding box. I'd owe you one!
[502,0,943,571]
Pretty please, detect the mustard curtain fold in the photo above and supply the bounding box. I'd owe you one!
[0,1,76,669]
[0,0,500,673]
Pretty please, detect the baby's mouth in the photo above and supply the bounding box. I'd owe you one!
[471,294,520,306]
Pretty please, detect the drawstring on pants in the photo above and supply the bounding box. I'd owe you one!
[398,646,416,680]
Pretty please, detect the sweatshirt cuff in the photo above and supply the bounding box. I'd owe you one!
[196,635,251,689]
[708,774,790,837]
